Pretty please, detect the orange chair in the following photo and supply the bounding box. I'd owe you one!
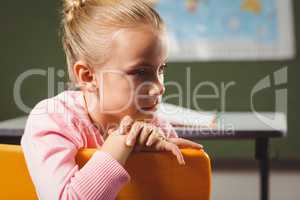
[0,144,38,200]
[0,144,211,200]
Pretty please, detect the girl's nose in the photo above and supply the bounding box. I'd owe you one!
[148,80,165,96]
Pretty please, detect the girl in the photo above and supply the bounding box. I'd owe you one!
[21,0,203,199]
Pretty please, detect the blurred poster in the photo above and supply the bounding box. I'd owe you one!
[152,0,295,61]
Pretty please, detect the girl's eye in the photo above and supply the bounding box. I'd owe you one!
[130,68,147,76]
[128,64,168,77]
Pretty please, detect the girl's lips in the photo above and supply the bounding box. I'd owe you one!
[142,103,158,110]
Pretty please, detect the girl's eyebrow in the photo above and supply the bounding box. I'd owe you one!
[129,61,152,69]
[126,59,168,70]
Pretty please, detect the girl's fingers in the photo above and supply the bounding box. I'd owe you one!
[119,115,134,134]
[168,138,203,149]
[164,142,185,165]
[138,125,153,145]
[126,122,144,146]
[146,130,160,146]
[126,122,157,146]
[146,126,166,146]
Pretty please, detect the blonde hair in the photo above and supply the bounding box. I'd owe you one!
[61,0,165,83]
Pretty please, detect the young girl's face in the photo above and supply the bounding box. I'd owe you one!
[93,26,168,121]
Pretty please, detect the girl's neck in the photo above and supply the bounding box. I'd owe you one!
[82,91,120,138]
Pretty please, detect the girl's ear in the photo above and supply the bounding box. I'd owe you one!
[73,60,98,92]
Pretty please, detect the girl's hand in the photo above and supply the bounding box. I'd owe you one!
[100,115,135,166]
[152,136,203,165]
[124,119,203,165]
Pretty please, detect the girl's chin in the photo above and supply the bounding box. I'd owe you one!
[134,111,157,121]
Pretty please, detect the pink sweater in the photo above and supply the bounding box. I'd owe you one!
[21,90,177,200]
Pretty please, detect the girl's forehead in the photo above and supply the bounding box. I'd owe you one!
[111,27,167,52]
[106,27,168,69]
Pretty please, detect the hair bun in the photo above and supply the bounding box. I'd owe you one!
[64,0,87,22]
[72,0,86,9]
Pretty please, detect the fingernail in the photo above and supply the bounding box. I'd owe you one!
[146,141,150,146]
[126,140,132,146]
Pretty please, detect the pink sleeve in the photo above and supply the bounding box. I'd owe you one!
[151,115,178,138]
[21,100,130,200]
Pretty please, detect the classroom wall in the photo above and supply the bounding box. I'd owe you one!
[1,0,299,160]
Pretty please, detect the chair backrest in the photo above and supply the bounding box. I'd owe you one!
[0,144,211,200]
[0,144,38,200]
[77,148,211,200]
